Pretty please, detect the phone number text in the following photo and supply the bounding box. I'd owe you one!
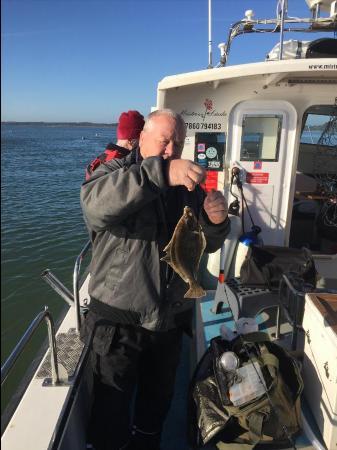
[185,122,222,130]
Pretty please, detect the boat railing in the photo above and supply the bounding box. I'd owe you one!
[41,269,75,306]
[1,307,60,387]
[217,8,337,66]
[41,240,92,333]
[73,240,91,333]
[1,304,94,446]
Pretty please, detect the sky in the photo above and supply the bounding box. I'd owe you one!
[1,0,333,123]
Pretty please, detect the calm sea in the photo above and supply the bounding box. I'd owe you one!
[1,123,116,411]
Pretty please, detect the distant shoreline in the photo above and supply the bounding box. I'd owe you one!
[2,122,117,127]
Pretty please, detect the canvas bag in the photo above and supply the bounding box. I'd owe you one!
[239,245,317,289]
[188,332,303,450]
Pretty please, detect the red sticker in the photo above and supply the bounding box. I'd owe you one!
[254,161,262,170]
[200,171,218,192]
[246,172,269,184]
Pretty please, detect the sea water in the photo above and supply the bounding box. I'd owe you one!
[1,123,116,411]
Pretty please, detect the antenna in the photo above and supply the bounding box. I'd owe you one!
[208,0,213,68]
[278,0,288,60]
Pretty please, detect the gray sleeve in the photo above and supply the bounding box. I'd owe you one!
[81,156,168,231]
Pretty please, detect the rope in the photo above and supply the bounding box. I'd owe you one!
[229,167,257,234]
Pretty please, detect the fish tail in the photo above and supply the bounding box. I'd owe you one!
[184,283,206,299]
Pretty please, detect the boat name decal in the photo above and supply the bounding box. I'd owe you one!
[180,98,227,123]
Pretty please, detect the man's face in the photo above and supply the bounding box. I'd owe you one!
[139,115,185,160]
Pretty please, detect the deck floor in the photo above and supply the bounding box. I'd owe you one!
[162,334,191,450]
[165,291,324,450]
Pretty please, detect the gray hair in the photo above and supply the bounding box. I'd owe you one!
[143,108,186,133]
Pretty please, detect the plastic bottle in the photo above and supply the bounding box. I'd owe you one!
[234,225,263,278]
[205,214,242,287]
[229,361,265,406]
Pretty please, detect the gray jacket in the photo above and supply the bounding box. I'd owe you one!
[81,150,230,331]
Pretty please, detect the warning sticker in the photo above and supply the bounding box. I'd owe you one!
[246,172,269,184]
[253,161,262,170]
[200,171,218,193]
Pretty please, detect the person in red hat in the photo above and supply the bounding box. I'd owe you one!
[85,110,145,180]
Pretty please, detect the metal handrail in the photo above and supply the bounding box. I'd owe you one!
[73,240,91,333]
[218,15,337,67]
[41,269,74,306]
[277,273,313,350]
[1,307,60,386]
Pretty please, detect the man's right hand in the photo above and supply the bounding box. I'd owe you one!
[167,159,206,191]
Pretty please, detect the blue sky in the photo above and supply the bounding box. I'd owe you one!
[1,0,332,123]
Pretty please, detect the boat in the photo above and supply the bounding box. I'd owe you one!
[1,0,337,449]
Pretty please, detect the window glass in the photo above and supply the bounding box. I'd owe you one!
[298,106,337,178]
[301,113,337,146]
[240,115,282,161]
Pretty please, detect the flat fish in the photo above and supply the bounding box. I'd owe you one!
[161,206,206,298]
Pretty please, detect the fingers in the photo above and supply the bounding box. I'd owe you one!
[167,159,206,191]
[203,190,228,224]
[205,190,226,206]
[205,203,227,217]
[188,163,206,180]
[185,164,206,191]
[185,177,195,192]
[205,200,227,213]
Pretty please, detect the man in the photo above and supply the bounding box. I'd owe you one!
[81,109,230,450]
[85,110,145,179]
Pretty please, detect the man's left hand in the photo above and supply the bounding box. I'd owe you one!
[203,190,228,224]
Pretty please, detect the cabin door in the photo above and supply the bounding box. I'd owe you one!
[227,100,297,246]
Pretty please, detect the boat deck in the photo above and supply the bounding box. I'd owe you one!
[162,334,191,450]
[169,289,329,450]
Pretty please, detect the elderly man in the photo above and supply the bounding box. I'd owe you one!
[81,109,230,450]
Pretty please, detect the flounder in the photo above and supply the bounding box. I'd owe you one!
[161,206,206,298]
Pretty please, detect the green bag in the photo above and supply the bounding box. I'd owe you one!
[188,332,303,450]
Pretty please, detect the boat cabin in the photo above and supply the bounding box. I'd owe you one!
[157,60,336,266]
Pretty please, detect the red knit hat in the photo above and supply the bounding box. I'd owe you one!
[117,110,145,140]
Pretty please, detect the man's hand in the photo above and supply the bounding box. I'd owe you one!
[167,159,206,191]
[203,189,228,224]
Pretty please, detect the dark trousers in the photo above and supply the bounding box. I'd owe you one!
[87,322,183,450]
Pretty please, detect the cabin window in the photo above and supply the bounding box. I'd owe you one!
[290,105,337,254]
[298,106,337,174]
[240,115,282,161]
[194,132,226,171]
[301,111,337,146]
